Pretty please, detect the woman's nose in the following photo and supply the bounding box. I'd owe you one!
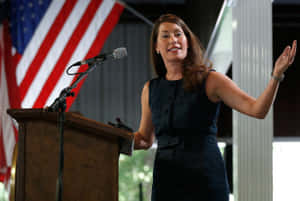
[169,34,177,43]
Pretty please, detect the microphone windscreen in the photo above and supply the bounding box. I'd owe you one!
[113,47,127,59]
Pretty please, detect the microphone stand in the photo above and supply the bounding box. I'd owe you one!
[48,62,100,201]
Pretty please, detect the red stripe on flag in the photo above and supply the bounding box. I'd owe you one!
[33,0,104,108]
[66,2,124,110]
[19,0,77,102]
[1,22,20,182]
[3,21,21,109]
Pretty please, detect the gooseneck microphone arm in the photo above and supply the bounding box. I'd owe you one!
[48,47,127,201]
[66,47,127,75]
[49,62,99,201]
[49,47,127,110]
[48,62,97,112]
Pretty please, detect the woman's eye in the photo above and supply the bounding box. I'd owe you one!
[175,32,182,37]
[162,34,169,38]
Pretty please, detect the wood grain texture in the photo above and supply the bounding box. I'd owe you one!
[7,109,132,201]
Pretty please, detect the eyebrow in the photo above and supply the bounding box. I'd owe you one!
[160,29,183,33]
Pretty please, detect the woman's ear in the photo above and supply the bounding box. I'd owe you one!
[155,44,160,54]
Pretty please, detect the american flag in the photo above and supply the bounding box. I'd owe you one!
[0,0,124,182]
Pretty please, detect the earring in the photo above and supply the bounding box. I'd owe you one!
[156,51,160,54]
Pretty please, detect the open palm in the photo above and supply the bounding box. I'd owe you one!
[274,40,297,76]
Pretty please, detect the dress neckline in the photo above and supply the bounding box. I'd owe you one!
[163,77,183,82]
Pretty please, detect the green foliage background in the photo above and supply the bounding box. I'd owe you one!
[0,183,8,201]
[119,148,156,201]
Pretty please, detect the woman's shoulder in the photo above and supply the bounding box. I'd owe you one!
[149,77,162,82]
[206,70,227,83]
[147,77,163,89]
[206,71,233,91]
[143,77,160,92]
[205,71,229,102]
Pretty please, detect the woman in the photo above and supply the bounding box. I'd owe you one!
[133,14,297,201]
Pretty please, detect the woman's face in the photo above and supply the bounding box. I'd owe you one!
[155,22,188,64]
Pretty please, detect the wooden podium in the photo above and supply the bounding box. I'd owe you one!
[7,109,134,201]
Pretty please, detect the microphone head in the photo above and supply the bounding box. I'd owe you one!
[113,47,127,59]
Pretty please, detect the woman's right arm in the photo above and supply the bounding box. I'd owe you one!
[134,81,155,150]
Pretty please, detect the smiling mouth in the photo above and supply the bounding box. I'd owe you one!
[168,47,181,52]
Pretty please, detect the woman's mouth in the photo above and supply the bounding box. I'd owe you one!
[168,47,181,52]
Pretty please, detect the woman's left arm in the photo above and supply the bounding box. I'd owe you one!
[208,40,297,119]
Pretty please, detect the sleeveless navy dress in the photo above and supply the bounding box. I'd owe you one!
[149,77,229,201]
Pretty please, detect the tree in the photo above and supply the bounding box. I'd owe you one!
[119,149,156,201]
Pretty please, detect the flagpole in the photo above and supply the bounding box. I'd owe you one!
[117,0,154,27]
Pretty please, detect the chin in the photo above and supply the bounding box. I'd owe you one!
[168,56,186,62]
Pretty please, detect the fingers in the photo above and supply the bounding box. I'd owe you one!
[282,40,297,66]
[292,40,297,54]
[281,46,290,58]
[289,40,297,65]
[280,46,291,63]
[274,41,297,74]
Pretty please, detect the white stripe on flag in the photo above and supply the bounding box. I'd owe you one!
[16,0,65,85]
[21,0,91,108]
[45,0,116,106]
[0,61,15,167]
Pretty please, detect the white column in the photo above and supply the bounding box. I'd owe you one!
[232,0,273,201]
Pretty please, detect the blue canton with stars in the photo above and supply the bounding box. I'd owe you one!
[10,0,52,54]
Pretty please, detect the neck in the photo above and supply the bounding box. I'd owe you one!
[165,61,183,80]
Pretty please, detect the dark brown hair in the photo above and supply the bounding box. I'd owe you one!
[150,14,212,91]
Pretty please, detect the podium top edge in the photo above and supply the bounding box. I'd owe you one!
[7,108,134,141]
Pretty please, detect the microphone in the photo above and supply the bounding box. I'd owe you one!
[72,47,127,66]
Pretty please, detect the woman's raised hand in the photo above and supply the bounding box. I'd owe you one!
[273,40,297,77]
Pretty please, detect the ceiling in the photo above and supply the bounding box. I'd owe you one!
[274,0,300,4]
[122,0,300,5]
[121,0,186,4]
